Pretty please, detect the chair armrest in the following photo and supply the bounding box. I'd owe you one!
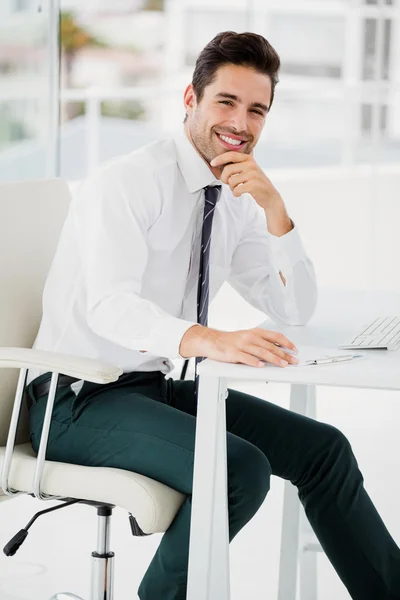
[1,348,122,500]
[0,347,122,384]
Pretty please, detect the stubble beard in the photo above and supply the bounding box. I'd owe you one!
[190,122,218,165]
[189,119,255,166]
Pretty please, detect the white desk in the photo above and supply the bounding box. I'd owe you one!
[186,289,400,600]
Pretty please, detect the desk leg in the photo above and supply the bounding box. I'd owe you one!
[278,384,316,600]
[187,375,230,600]
[299,386,318,600]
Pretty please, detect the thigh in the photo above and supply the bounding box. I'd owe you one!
[31,373,199,495]
[171,379,338,483]
[29,372,264,497]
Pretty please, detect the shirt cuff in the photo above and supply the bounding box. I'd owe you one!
[146,316,198,360]
[267,223,307,276]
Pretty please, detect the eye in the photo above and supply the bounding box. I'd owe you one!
[219,100,233,106]
[251,109,264,117]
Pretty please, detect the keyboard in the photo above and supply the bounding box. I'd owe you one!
[339,316,400,351]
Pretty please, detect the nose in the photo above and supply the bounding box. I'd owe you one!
[229,106,248,136]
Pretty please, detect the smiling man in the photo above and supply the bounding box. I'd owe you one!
[26,32,400,600]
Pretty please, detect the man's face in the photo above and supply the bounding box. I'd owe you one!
[184,64,272,167]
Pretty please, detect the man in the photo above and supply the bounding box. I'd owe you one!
[27,32,400,599]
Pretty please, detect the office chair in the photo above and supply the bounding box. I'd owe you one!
[0,179,185,600]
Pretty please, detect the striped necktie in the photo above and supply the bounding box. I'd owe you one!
[194,185,221,394]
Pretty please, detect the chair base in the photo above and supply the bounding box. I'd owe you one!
[49,594,85,600]
[48,549,115,599]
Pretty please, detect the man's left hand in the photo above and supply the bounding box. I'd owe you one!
[210,151,282,212]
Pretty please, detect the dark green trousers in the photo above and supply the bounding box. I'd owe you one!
[27,371,400,600]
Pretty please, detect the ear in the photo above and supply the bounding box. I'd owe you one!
[183,83,197,118]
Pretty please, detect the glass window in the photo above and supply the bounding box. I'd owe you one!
[361,103,388,133]
[184,9,247,66]
[15,0,32,10]
[2,1,399,180]
[362,18,392,80]
[258,95,346,168]
[267,13,345,78]
[55,0,400,176]
[59,4,169,179]
[0,0,59,182]
[364,0,394,5]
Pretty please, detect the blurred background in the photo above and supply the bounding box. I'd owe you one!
[1,2,400,600]
[1,0,400,177]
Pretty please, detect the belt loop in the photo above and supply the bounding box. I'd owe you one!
[24,385,37,411]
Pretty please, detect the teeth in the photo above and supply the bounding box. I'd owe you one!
[219,135,242,146]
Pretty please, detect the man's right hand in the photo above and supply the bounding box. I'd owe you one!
[179,325,299,368]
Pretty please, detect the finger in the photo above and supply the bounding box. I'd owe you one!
[246,345,289,367]
[231,181,252,197]
[273,342,298,358]
[255,329,298,352]
[220,163,246,185]
[233,351,264,368]
[211,151,250,168]
[227,171,252,188]
[254,340,299,364]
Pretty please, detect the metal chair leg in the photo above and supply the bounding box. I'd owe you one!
[50,506,115,600]
[90,506,115,600]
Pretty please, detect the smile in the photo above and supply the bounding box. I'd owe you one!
[216,133,247,150]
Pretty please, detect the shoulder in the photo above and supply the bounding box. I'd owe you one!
[72,138,178,217]
[82,137,177,189]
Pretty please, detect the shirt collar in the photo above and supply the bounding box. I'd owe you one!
[174,128,220,194]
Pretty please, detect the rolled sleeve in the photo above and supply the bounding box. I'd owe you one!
[146,316,198,359]
[267,224,308,276]
[228,200,317,326]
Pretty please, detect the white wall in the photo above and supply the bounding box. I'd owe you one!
[271,165,400,291]
[207,164,400,334]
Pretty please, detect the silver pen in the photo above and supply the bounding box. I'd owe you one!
[306,354,362,366]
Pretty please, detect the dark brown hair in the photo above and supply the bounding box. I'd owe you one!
[192,31,280,109]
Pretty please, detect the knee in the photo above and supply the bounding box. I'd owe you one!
[228,441,271,517]
[321,424,356,464]
[298,423,360,496]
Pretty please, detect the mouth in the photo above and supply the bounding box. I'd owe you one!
[215,132,248,151]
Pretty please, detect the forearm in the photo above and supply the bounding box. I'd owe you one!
[87,291,196,359]
[228,234,318,327]
[179,324,217,358]
[264,199,293,285]
[264,195,293,238]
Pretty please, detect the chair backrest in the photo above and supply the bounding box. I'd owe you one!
[0,179,71,447]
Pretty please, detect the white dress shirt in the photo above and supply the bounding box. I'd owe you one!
[28,129,317,382]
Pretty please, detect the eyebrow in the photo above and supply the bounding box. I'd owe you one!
[215,92,270,113]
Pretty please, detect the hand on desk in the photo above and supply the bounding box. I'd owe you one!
[179,325,299,368]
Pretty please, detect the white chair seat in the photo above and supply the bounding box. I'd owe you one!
[0,443,185,534]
